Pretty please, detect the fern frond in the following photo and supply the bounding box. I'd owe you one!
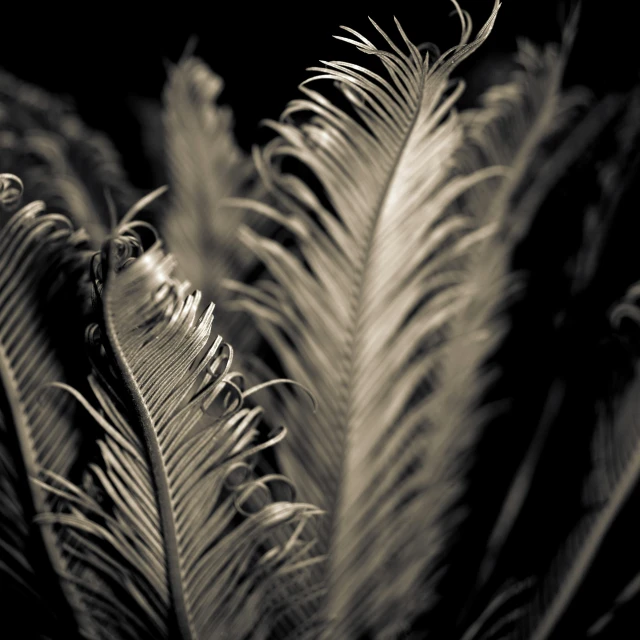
[40,214,323,639]
[0,174,96,638]
[225,3,511,636]
[161,56,268,353]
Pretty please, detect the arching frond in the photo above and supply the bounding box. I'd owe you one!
[424,28,636,627]
[2,5,638,640]
[225,3,513,636]
[40,216,323,639]
[161,56,268,352]
[0,174,96,638]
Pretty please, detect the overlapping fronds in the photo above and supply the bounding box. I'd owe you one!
[403,10,588,585]
[453,12,590,235]
[1,3,639,639]
[0,70,138,242]
[0,173,95,638]
[417,21,637,628]
[446,83,640,640]
[39,216,323,639]
[224,2,528,636]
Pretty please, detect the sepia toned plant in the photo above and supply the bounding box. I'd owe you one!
[1,2,639,639]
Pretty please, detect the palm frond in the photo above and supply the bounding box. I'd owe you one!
[1,5,638,640]
[0,174,96,638]
[161,55,269,353]
[0,69,138,243]
[224,3,518,636]
[407,13,590,595]
[475,90,640,589]
[40,214,323,639]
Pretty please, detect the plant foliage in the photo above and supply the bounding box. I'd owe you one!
[1,2,639,639]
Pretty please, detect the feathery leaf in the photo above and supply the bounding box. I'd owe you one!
[228,3,510,636]
[161,56,269,353]
[458,81,640,639]
[0,174,96,638]
[40,214,323,639]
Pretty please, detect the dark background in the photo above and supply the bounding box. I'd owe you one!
[0,0,636,188]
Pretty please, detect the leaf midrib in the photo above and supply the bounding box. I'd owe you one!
[104,260,194,640]
[328,55,428,541]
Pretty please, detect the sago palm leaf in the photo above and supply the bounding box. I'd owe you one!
[160,54,269,353]
[0,173,96,638]
[0,69,138,243]
[360,24,630,638]
[483,94,640,578]
[226,2,638,637]
[39,213,323,639]
[501,134,640,636]
[224,3,517,637]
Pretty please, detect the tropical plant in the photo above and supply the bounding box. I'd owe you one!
[1,2,639,639]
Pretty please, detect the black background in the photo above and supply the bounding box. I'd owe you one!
[0,1,636,189]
